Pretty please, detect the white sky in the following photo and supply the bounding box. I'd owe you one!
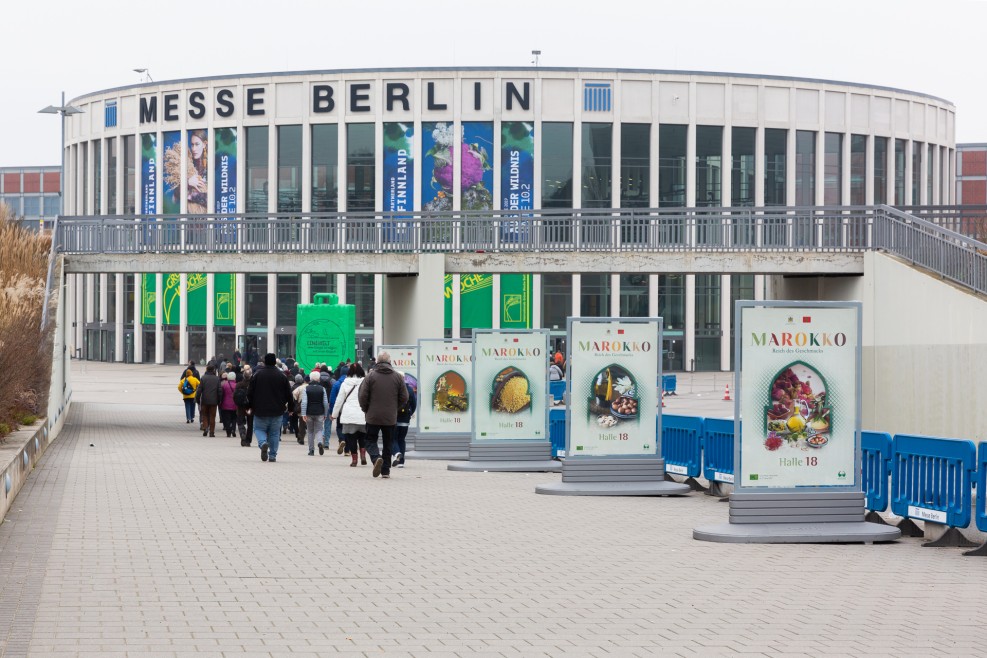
[3,0,984,167]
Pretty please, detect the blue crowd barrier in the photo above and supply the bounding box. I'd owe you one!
[862,431,893,513]
[890,434,977,529]
[549,381,566,404]
[702,418,736,484]
[548,408,566,457]
[661,375,677,395]
[661,414,703,478]
[976,442,987,534]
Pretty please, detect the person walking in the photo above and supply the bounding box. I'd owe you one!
[235,366,254,446]
[178,368,200,423]
[331,363,367,467]
[195,364,223,437]
[358,351,409,479]
[289,374,305,442]
[247,353,292,462]
[301,373,330,456]
[219,371,239,438]
[391,379,417,468]
[329,364,349,454]
[180,360,201,381]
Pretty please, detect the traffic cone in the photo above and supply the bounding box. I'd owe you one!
[661,391,667,408]
[723,384,732,401]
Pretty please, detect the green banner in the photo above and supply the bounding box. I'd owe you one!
[186,274,207,326]
[500,274,532,328]
[142,273,235,326]
[141,274,156,324]
[444,273,532,330]
[214,273,235,327]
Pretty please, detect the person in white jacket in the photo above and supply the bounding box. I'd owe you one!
[331,363,369,467]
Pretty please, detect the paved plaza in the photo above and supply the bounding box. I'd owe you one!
[0,361,984,657]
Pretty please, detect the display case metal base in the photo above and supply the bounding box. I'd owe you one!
[535,456,690,496]
[404,433,469,461]
[447,440,561,473]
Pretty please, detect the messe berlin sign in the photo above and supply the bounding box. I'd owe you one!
[472,330,549,441]
[567,318,661,457]
[417,339,473,435]
[737,303,861,490]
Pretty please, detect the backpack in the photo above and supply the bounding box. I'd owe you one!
[233,385,249,409]
[181,378,194,396]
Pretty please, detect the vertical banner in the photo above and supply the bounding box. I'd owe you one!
[187,129,209,214]
[738,304,860,490]
[186,273,208,326]
[461,122,494,210]
[161,131,181,214]
[422,121,453,211]
[383,122,414,241]
[377,345,419,396]
[214,273,236,327]
[418,339,473,435]
[162,273,181,325]
[567,318,661,456]
[140,133,157,215]
[140,273,156,324]
[500,121,534,241]
[500,274,532,329]
[214,128,238,244]
[472,330,548,441]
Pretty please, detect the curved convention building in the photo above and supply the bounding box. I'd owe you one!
[59,67,956,370]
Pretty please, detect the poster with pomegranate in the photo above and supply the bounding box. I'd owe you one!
[738,303,860,489]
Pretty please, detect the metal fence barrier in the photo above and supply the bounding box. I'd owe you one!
[890,434,978,532]
[702,418,736,487]
[661,414,703,479]
[548,408,566,458]
[862,431,893,514]
[549,381,566,405]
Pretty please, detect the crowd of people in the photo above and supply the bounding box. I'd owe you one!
[177,351,417,478]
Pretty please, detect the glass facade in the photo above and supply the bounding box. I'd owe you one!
[312,124,338,213]
[795,131,815,206]
[619,274,648,317]
[824,133,842,206]
[346,274,375,329]
[764,129,787,206]
[277,125,302,213]
[93,140,101,215]
[541,273,571,331]
[125,274,135,326]
[850,135,866,205]
[927,146,934,204]
[123,135,136,214]
[731,127,756,206]
[658,124,687,207]
[246,274,268,328]
[695,126,722,207]
[310,273,335,295]
[107,137,117,214]
[542,123,573,208]
[580,274,609,317]
[912,141,922,204]
[695,274,721,371]
[894,138,906,205]
[874,137,888,205]
[581,123,612,208]
[246,127,269,213]
[658,274,684,372]
[276,274,300,326]
[619,124,650,208]
[347,124,375,211]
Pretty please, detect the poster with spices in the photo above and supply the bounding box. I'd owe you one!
[567,318,662,457]
[417,339,473,435]
[471,330,549,442]
[737,302,861,490]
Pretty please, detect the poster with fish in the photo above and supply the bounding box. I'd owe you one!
[471,330,549,442]
[737,303,860,490]
[417,339,473,436]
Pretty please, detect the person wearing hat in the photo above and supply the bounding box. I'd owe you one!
[219,371,239,438]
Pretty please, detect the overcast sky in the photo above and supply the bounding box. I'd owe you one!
[3,0,984,167]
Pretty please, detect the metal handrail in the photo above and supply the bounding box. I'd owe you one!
[52,205,987,297]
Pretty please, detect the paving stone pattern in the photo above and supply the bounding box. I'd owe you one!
[0,362,984,657]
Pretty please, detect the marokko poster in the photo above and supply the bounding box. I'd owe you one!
[417,339,473,435]
[377,345,419,397]
[738,304,860,489]
[472,331,548,441]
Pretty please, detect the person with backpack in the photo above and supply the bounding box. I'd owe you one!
[178,369,200,424]
[219,371,239,438]
[391,379,417,468]
[234,366,253,446]
[300,373,330,456]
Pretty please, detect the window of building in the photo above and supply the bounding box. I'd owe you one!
[927,146,934,204]
[581,123,612,208]
[824,133,842,205]
[619,274,648,317]
[658,124,687,207]
[695,274,721,371]
[310,274,335,296]
[850,135,866,205]
[93,140,102,215]
[347,124,375,211]
[23,196,41,217]
[795,131,815,206]
[620,124,650,208]
[277,125,302,214]
[125,274,135,325]
[81,142,89,214]
[107,137,117,214]
[912,141,922,204]
[541,274,571,331]
[764,128,787,206]
[107,274,116,324]
[731,127,755,206]
[246,274,268,327]
[346,273,375,329]
[542,122,573,209]
[894,139,906,205]
[874,137,888,205]
[580,274,609,317]
[696,126,722,207]
[123,135,136,214]
[43,196,60,217]
[312,124,338,213]
[246,127,269,213]
[1,197,20,215]
[276,274,300,326]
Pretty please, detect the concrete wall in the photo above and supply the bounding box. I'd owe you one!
[382,254,446,344]
[773,253,987,441]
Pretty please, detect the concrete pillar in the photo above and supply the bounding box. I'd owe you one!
[235,273,246,342]
[491,274,501,329]
[267,273,276,352]
[114,273,124,362]
[301,273,312,304]
[206,273,216,360]
[373,273,384,349]
[754,274,766,301]
[815,130,825,207]
[571,273,581,317]
[648,274,659,318]
[720,274,731,372]
[155,272,164,364]
[722,122,732,207]
[684,274,696,371]
[98,273,108,324]
[686,123,697,208]
[451,273,461,338]
[179,273,188,364]
[610,273,620,317]
[532,274,542,329]
[85,273,94,324]
[382,254,446,344]
[134,273,143,363]
[336,274,347,304]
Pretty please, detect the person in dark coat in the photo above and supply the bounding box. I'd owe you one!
[235,366,254,446]
[247,353,292,462]
[195,364,223,437]
[391,381,417,468]
[358,351,409,479]
[180,360,200,380]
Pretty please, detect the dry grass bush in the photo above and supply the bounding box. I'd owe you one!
[0,203,55,439]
